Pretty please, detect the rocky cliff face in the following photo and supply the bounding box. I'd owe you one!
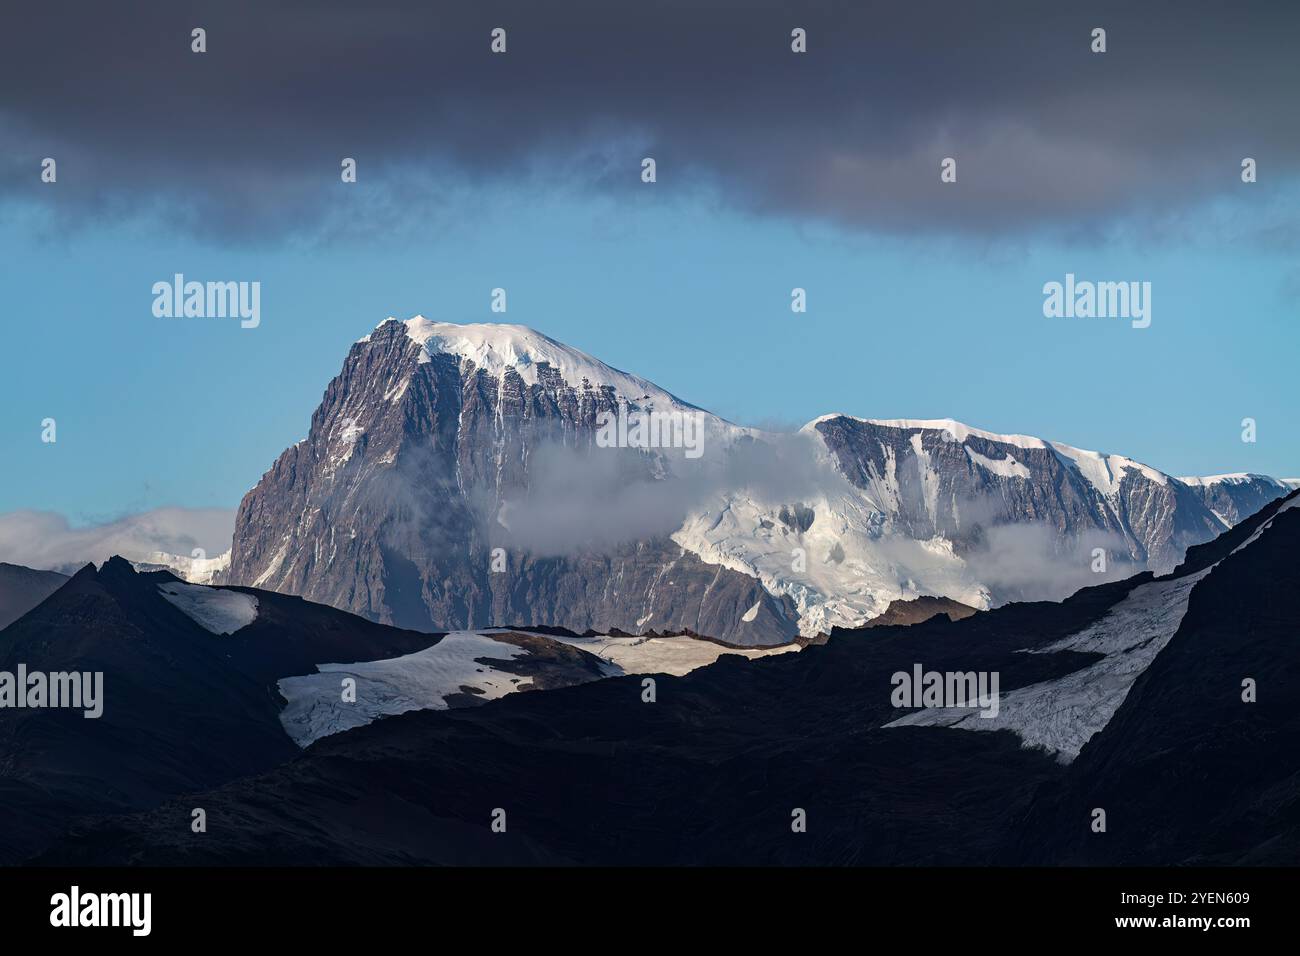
[226,318,799,645]
[1176,473,1300,528]
[226,318,1293,642]
[811,415,1218,573]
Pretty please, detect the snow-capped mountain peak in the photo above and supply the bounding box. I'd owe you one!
[381,316,695,412]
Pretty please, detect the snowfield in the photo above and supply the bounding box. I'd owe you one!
[157,581,258,635]
[277,631,533,747]
[673,485,990,637]
[670,413,1288,637]
[277,628,800,746]
[538,631,798,677]
[884,567,1214,761]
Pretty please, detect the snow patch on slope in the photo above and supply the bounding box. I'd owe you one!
[1050,443,1167,497]
[157,582,258,635]
[277,631,533,747]
[534,631,798,677]
[965,447,1031,480]
[252,539,290,588]
[884,568,1210,761]
[276,626,797,747]
[910,433,942,519]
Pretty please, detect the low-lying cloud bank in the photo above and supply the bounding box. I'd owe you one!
[491,431,846,556]
[0,508,235,574]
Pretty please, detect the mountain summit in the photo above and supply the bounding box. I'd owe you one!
[227,318,789,643]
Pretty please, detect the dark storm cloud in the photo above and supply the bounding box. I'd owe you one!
[1,0,1296,239]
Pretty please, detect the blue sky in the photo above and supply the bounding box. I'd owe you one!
[3,1,1299,539]
[2,179,1297,526]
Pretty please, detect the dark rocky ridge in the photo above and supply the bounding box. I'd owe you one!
[863,595,979,628]
[0,562,67,630]
[1007,494,1300,864]
[0,558,610,863]
[35,493,1297,865]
